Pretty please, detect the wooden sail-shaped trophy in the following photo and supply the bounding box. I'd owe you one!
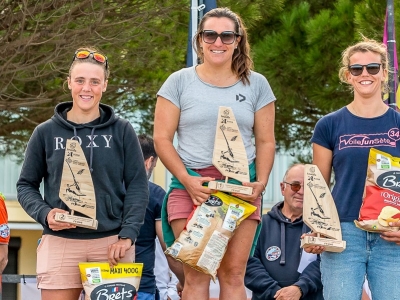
[55,139,98,229]
[300,164,346,252]
[208,106,253,195]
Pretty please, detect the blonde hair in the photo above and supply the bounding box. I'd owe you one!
[194,7,253,85]
[338,37,389,93]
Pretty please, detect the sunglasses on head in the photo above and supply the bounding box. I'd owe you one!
[201,30,240,45]
[284,181,303,192]
[72,50,108,70]
[348,63,381,76]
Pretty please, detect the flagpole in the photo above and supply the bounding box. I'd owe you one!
[190,0,199,67]
[186,0,217,67]
[386,0,398,110]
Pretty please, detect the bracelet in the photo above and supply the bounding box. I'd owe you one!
[257,181,266,196]
[257,181,266,190]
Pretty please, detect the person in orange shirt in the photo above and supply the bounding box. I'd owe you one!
[0,192,9,275]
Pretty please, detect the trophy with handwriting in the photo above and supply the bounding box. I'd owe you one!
[55,139,98,229]
[300,164,346,252]
[208,106,253,195]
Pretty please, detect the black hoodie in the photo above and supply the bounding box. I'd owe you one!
[245,201,323,300]
[17,102,149,242]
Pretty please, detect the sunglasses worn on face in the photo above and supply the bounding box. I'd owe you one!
[201,30,239,45]
[72,50,108,70]
[348,63,381,76]
[284,181,303,192]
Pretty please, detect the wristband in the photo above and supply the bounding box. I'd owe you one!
[119,236,133,246]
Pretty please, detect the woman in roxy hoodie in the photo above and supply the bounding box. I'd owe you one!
[16,47,149,300]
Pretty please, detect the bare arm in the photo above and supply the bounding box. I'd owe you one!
[0,244,8,274]
[232,102,275,202]
[254,102,276,189]
[154,96,214,205]
[155,220,185,285]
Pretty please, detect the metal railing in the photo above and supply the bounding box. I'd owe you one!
[1,275,36,300]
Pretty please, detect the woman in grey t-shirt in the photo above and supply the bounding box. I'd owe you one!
[154,7,276,300]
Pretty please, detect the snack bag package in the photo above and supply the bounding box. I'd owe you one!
[165,191,256,281]
[79,262,143,300]
[355,148,400,232]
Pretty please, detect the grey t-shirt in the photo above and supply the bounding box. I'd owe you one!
[157,66,276,169]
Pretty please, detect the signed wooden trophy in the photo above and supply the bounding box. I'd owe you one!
[55,139,98,229]
[208,106,253,195]
[300,164,346,252]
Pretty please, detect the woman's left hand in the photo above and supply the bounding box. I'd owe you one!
[300,233,326,254]
[231,181,264,202]
[380,221,400,245]
[108,238,133,267]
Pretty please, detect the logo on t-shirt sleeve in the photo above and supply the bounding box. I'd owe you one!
[0,223,10,239]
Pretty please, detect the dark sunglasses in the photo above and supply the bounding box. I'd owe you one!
[284,181,303,192]
[201,30,240,45]
[72,50,108,70]
[348,63,381,76]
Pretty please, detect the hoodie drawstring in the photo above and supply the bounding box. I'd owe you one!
[73,127,78,140]
[280,222,286,265]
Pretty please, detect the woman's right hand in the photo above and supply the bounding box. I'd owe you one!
[46,208,77,231]
[380,220,400,245]
[181,175,216,206]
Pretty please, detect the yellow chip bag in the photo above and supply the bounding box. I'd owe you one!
[165,191,256,281]
[79,262,143,300]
